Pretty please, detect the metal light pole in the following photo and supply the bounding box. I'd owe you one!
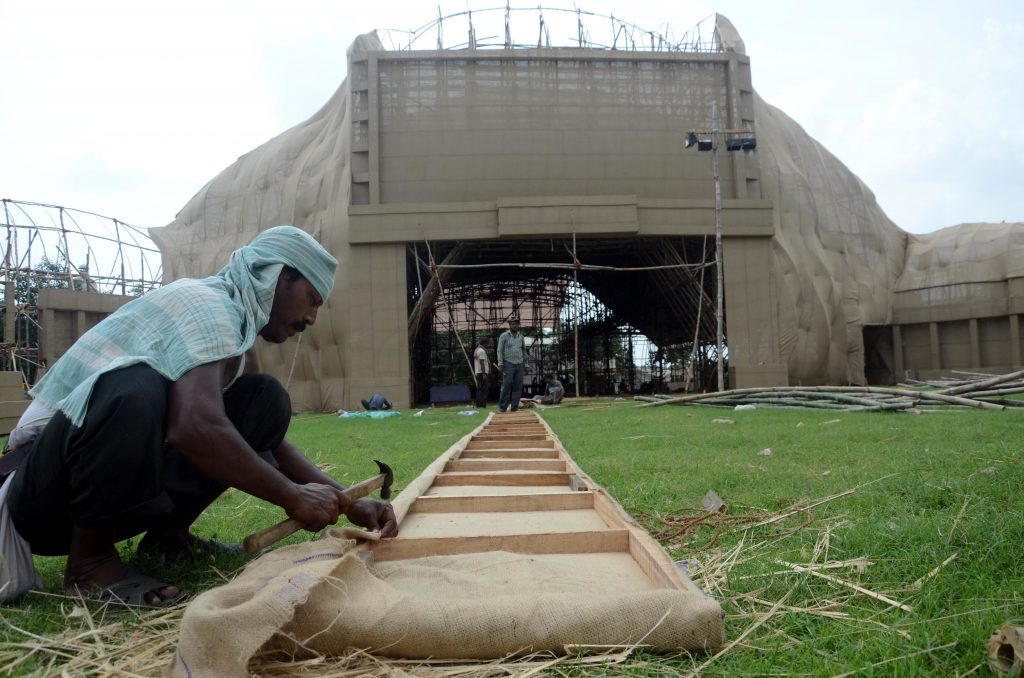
[685,112,756,393]
[711,103,725,392]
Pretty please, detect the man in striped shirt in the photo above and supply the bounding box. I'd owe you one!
[497,315,527,412]
[0,227,398,607]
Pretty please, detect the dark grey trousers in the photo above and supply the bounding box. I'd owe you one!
[498,362,524,412]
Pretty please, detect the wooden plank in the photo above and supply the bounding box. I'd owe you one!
[589,483,695,592]
[409,492,594,513]
[433,471,573,487]
[371,529,630,561]
[458,449,561,460]
[400,509,610,538]
[445,458,566,473]
[462,447,560,456]
[471,440,552,446]
[485,422,539,428]
[465,440,555,450]
[628,532,688,590]
[477,431,548,437]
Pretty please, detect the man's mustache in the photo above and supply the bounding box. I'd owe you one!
[293,322,307,332]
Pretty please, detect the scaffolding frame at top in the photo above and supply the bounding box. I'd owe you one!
[0,198,163,380]
[377,5,721,53]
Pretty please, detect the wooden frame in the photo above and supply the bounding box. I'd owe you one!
[367,412,703,595]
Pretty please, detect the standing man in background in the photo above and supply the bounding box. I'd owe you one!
[473,338,491,408]
[497,315,526,413]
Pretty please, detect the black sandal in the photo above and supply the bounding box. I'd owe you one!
[71,568,188,608]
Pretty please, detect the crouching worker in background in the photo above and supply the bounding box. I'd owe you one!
[532,373,566,405]
[0,226,397,607]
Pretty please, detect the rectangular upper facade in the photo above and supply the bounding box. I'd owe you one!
[349,49,758,207]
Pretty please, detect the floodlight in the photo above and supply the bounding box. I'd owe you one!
[697,138,713,152]
[684,132,699,149]
[725,137,757,151]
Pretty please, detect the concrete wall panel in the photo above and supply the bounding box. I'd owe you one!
[38,289,133,368]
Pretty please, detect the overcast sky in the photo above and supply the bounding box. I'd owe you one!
[1,0,1021,236]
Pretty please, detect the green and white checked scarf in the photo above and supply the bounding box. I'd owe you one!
[29,225,337,427]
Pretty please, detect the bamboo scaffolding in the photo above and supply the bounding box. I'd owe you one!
[637,385,1003,410]
[937,368,1024,396]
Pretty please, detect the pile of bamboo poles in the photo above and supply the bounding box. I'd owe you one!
[634,368,1024,412]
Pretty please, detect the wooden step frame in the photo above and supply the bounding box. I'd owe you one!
[366,411,700,594]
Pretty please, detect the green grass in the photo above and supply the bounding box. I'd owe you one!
[2,403,1023,675]
[541,404,1024,675]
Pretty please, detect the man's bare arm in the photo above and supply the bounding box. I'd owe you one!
[237,348,398,537]
[274,440,344,489]
[166,360,351,530]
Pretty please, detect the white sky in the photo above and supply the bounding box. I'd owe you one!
[1,0,1021,235]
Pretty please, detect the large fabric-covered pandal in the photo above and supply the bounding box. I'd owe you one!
[150,14,1023,410]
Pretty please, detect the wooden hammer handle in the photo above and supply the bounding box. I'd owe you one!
[242,473,387,554]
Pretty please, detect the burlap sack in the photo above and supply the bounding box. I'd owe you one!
[167,533,723,677]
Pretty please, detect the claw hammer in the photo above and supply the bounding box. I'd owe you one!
[242,459,394,554]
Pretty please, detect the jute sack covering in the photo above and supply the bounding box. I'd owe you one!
[167,532,724,677]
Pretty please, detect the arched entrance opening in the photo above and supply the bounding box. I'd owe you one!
[406,236,724,405]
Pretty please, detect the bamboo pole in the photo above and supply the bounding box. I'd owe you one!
[937,368,1024,396]
[3,221,14,345]
[425,242,475,382]
[778,560,913,613]
[572,232,581,398]
[433,260,707,272]
[965,385,1024,397]
[711,101,725,393]
[975,398,1024,408]
[640,385,1003,410]
[688,234,708,389]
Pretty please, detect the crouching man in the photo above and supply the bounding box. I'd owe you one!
[0,226,396,607]
[531,373,566,405]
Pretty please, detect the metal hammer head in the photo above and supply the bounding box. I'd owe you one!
[373,459,394,500]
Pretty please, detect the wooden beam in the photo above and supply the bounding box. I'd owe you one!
[471,438,552,444]
[409,492,594,514]
[590,488,698,593]
[433,471,573,487]
[445,458,567,473]
[458,449,561,459]
[465,440,556,450]
[371,529,629,561]
[462,447,560,456]
[477,429,549,436]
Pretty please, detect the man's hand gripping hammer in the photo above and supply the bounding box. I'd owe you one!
[242,459,394,554]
